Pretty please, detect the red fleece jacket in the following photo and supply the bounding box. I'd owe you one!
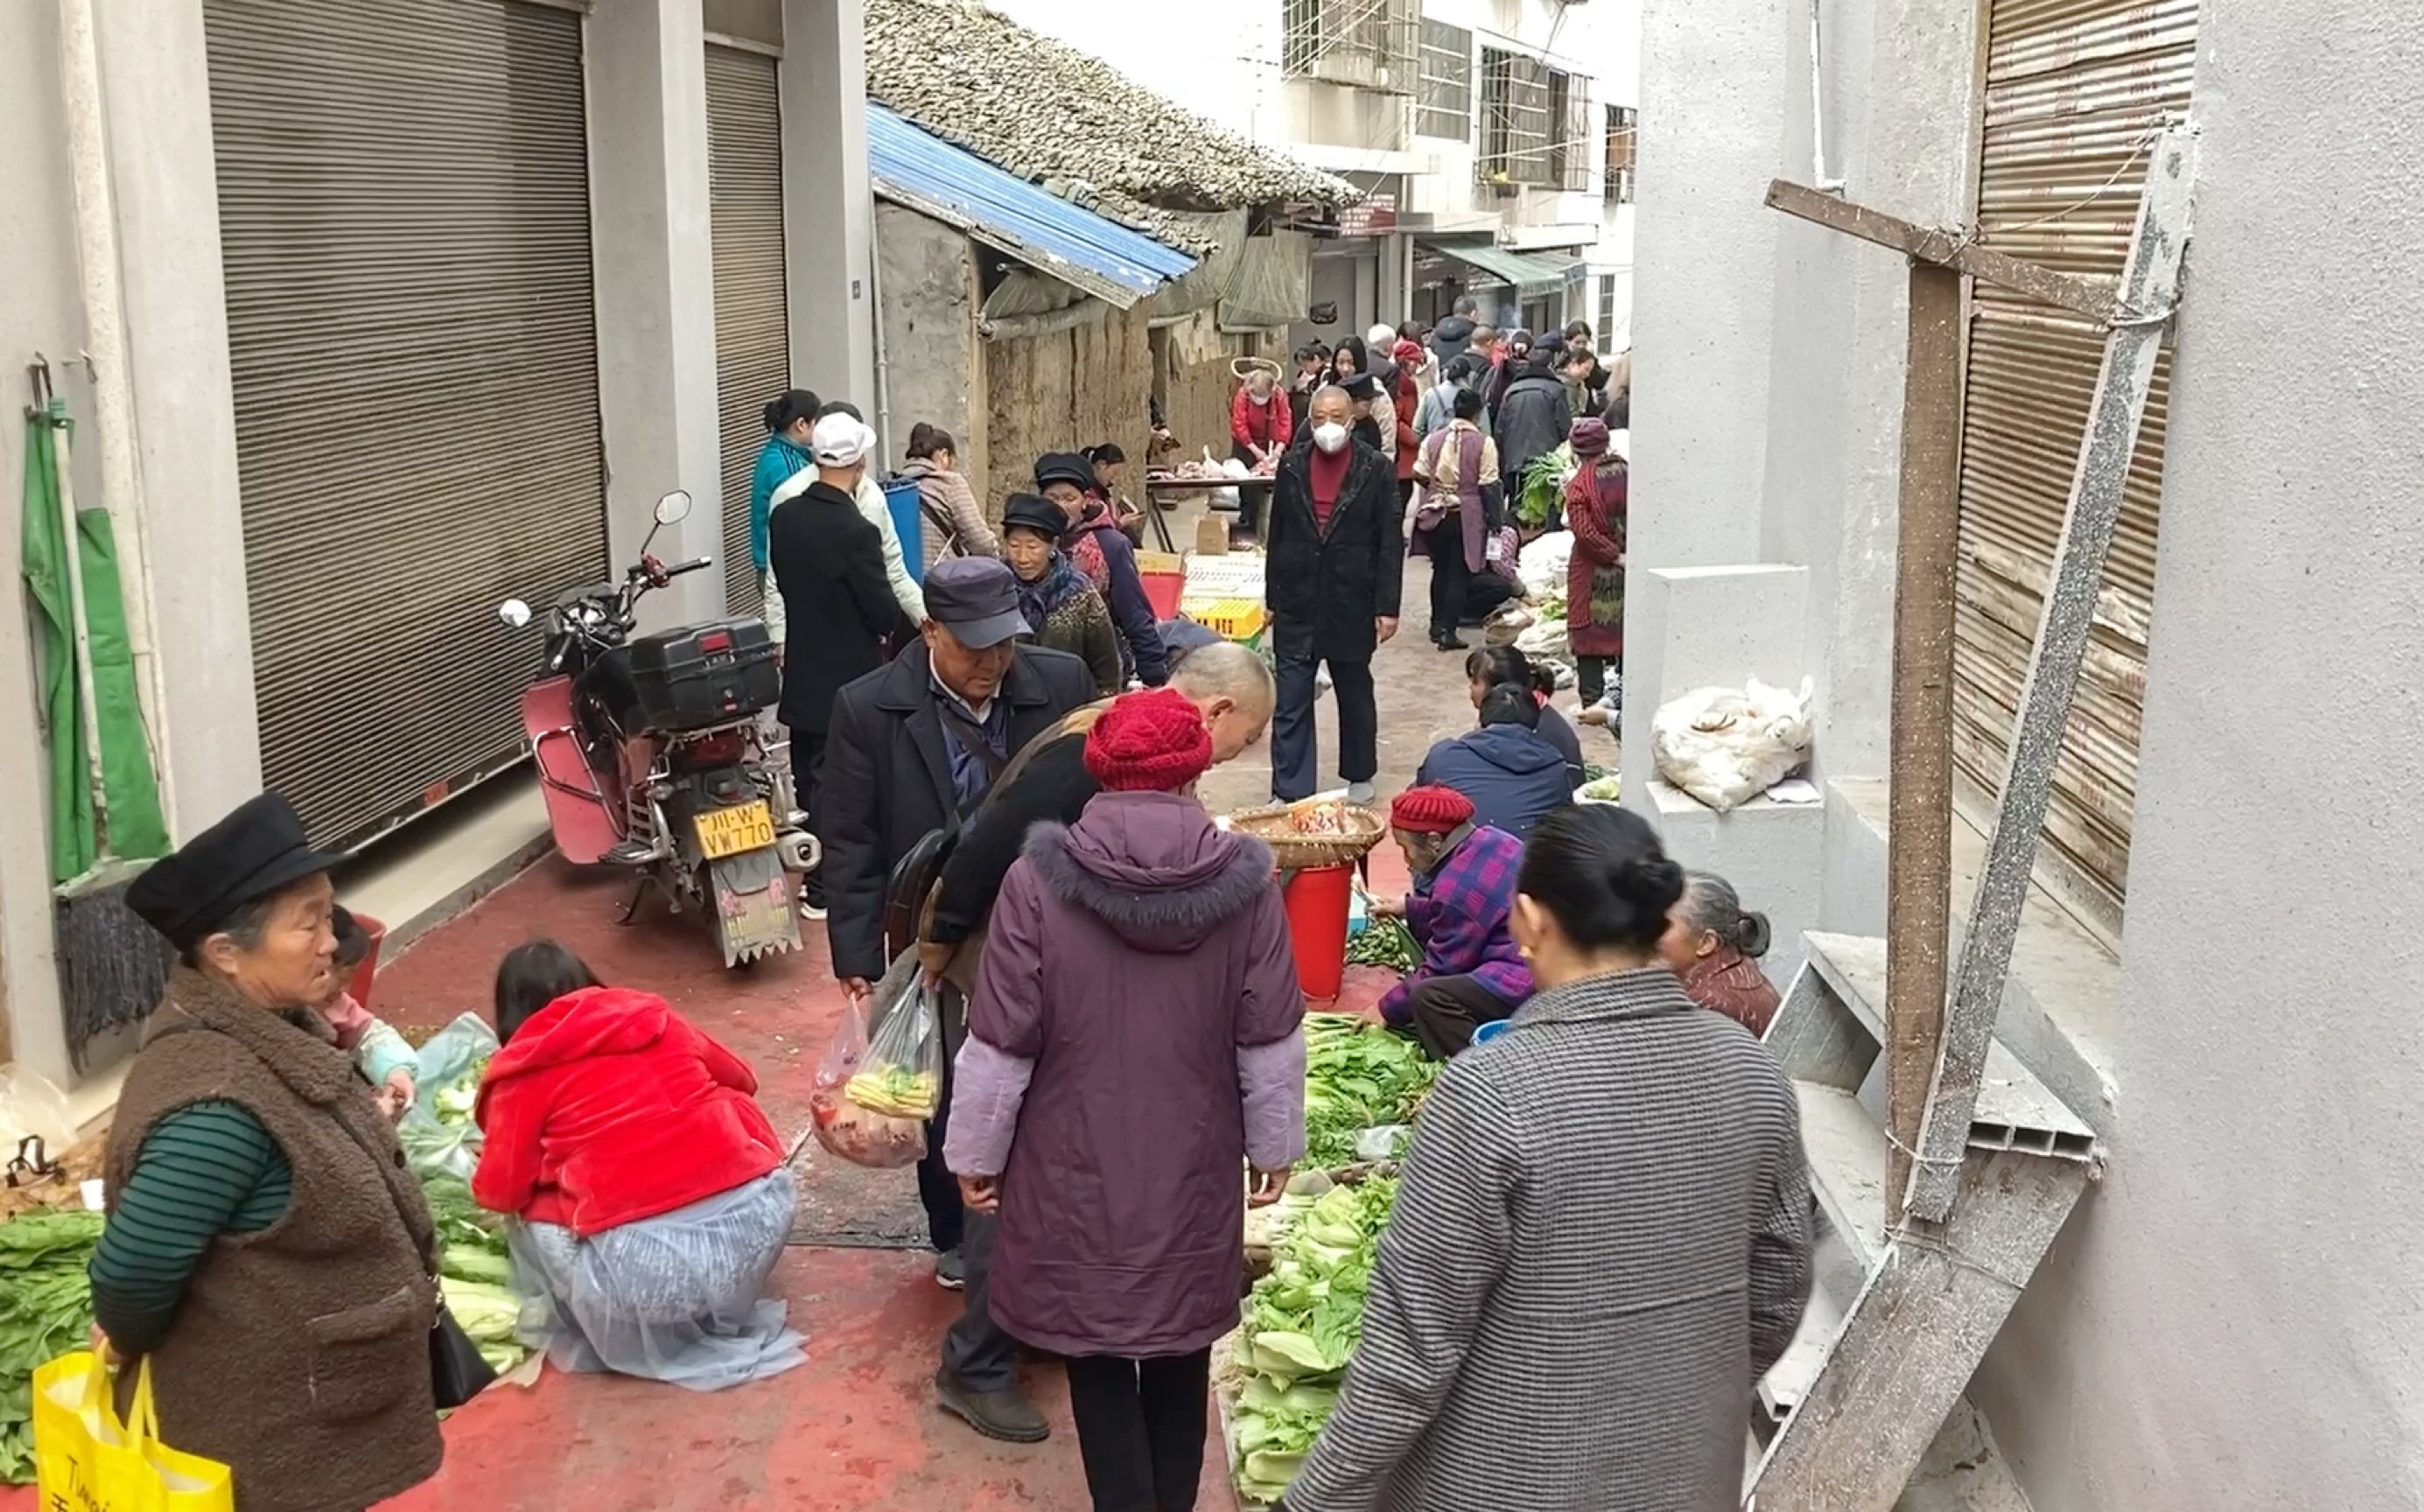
[473,985,783,1236]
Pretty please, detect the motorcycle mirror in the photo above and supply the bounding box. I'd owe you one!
[496,598,533,629]
[654,489,693,526]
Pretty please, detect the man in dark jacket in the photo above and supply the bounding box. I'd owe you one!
[1496,347,1575,525]
[920,641,1277,994]
[1266,386,1405,803]
[771,414,916,915]
[817,557,1096,1444]
[1412,684,1573,841]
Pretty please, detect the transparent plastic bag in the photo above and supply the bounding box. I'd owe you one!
[808,967,942,1170]
[508,1168,805,1391]
[398,1012,501,1182]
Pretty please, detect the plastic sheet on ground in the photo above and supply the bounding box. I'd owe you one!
[1517,532,1573,598]
[508,1167,804,1392]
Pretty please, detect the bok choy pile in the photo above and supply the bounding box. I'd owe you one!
[0,1210,105,1482]
[1232,1176,1398,1504]
[1300,1014,1437,1170]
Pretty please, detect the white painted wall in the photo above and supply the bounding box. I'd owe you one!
[1634,0,2424,1505]
[1968,5,2424,1506]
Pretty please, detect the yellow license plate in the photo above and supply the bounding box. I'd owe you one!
[694,801,775,860]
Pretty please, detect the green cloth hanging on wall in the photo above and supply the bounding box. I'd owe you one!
[20,398,169,884]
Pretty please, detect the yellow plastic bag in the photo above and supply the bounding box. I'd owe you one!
[32,1352,233,1511]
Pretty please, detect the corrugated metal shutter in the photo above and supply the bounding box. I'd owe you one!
[707,45,788,616]
[204,0,604,849]
[1955,0,2197,934]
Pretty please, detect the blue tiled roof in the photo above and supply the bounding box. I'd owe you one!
[868,104,1198,310]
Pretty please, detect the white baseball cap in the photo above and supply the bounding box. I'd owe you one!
[810,413,870,467]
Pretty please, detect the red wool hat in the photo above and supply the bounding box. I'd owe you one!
[1084,688,1215,793]
[1390,785,1475,835]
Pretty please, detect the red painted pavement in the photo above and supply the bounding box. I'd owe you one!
[1,838,1411,1510]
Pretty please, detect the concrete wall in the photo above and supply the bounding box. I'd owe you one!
[592,0,729,631]
[873,204,988,503]
[1967,5,2424,1507]
[0,1,101,1079]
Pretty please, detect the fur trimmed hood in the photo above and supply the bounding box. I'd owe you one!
[1023,791,1276,954]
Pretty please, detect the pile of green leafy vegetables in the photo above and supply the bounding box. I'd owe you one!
[1342,914,1419,973]
[0,1210,105,1482]
[1231,1176,1398,1504]
[1300,1014,1438,1170]
[416,1067,524,1378]
[1514,443,1576,527]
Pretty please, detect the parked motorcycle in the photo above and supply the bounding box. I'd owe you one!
[498,489,816,966]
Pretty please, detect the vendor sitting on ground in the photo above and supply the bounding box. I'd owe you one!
[473,941,803,1391]
[317,905,418,1123]
[1003,492,1123,696]
[1415,683,1574,842]
[1661,871,1783,1037]
[1376,785,1534,1060]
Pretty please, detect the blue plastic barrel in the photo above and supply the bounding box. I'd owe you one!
[881,477,924,581]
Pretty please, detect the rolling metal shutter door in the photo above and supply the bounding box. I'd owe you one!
[204,0,604,850]
[1955,0,2197,934]
[707,45,788,616]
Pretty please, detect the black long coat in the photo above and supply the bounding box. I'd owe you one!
[1265,437,1405,662]
[817,641,1096,979]
[769,478,911,734]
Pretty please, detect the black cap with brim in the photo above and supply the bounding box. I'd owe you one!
[125,792,346,951]
[1001,493,1067,540]
[1033,452,1095,493]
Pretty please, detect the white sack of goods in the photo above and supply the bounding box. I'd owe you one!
[1517,532,1573,600]
[1481,602,1535,648]
[1512,615,1569,662]
[1650,678,1815,811]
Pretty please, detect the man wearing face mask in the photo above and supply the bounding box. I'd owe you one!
[1265,386,1405,805]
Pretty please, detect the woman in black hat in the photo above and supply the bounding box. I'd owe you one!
[1001,492,1123,695]
[90,792,444,1510]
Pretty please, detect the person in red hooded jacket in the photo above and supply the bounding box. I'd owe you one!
[473,941,805,1390]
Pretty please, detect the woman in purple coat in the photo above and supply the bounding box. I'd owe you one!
[945,688,1307,1512]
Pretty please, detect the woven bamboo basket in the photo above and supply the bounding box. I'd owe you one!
[1227,801,1388,870]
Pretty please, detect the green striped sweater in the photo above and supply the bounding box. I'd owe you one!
[88,1100,291,1356]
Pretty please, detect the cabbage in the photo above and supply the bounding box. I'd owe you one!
[1300,1016,1438,1169]
[1230,1177,1399,1502]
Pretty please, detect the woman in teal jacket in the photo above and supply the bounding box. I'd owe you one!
[751,389,820,636]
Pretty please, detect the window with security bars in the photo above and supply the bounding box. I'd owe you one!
[1598,274,1617,346]
[1416,19,1472,140]
[1284,0,1418,91]
[1478,47,1578,190]
[1606,105,1636,202]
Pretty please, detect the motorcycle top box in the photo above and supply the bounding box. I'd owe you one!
[627,617,781,732]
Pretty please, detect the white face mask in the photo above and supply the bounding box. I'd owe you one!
[1312,422,1349,454]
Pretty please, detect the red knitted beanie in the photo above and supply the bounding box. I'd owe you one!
[1084,688,1215,793]
[1390,785,1475,834]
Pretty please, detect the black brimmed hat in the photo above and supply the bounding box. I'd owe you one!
[1033,452,1095,493]
[126,792,345,951]
[1001,493,1067,540]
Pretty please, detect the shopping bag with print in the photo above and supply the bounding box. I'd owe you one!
[32,1351,233,1511]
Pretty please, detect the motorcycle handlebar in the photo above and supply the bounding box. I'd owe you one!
[665,556,713,578]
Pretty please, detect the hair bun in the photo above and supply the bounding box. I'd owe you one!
[1612,854,1685,912]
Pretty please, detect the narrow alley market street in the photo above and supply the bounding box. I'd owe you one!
[284,580,1611,1512]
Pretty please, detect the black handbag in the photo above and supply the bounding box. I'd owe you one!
[429,1299,498,1409]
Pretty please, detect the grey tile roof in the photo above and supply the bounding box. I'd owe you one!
[864,0,1357,255]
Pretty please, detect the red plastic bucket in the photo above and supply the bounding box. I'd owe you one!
[1141,569,1183,620]
[1283,864,1354,1003]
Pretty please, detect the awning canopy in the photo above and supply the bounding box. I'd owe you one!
[868,105,1197,310]
[1417,240,1572,299]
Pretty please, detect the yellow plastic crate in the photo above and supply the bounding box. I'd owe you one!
[1192,597,1267,642]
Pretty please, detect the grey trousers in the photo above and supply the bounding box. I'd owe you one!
[937,984,1020,1392]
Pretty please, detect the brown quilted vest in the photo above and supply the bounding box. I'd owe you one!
[104,969,442,1512]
